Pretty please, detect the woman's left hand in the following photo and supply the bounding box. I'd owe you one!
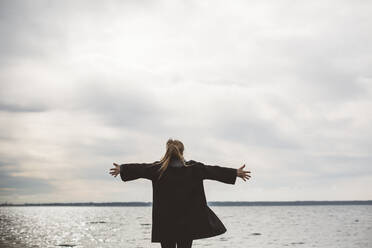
[237,164,251,181]
[110,163,120,177]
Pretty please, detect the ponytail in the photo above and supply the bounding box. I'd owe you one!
[157,138,185,180]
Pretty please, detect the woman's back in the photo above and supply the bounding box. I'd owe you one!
[152,160,202,241]
[119,159,237,242]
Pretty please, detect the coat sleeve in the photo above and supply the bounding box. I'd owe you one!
[120,162,158,182]
[191,160,237,185]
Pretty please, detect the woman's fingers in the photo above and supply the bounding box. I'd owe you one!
[244,171,251,177]
[109,171,119,177]
[109,163,120,177]
[237,168,252,181]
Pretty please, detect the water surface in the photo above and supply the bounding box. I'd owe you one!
[1,205,371,247]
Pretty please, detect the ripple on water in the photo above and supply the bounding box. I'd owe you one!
[89,221,107,224]
[57,244,76,247]
[290,242,305,245]
[219,237,229,241]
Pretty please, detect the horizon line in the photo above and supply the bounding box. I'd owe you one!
[1,200,372,207]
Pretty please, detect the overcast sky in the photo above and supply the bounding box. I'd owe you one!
[0,0,371,204]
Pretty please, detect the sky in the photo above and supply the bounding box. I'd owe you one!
[0,0,371,204]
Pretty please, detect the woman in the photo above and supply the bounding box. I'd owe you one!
[109,138,251,248]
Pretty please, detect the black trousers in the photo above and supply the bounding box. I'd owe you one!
[160,239,193,248]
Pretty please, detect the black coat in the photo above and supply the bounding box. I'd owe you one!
[120,159,237,242]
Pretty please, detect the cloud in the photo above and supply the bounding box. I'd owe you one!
[0,102,48,113]
[0,160,56,197]
[212,118,301,149]
[72,81,168,132]
[0,173,55,196]
[0,0,371,203]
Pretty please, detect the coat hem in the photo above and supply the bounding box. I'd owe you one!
[151,229,227,243]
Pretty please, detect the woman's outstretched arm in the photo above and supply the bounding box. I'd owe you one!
[193,161,251,184]
[109,162,157,181]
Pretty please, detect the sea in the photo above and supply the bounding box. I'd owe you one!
[1,205,371,248]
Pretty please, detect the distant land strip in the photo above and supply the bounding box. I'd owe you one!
[1,201,372,207]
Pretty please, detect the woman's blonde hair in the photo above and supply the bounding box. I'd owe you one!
[156,138,185,180]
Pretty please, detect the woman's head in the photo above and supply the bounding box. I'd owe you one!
[167,138,184,155]
[157,138,185,180]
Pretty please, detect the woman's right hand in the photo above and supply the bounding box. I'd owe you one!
[110,163,120,177]
[237,164,251,181]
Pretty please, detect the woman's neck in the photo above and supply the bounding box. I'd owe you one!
[169,157,184,167]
